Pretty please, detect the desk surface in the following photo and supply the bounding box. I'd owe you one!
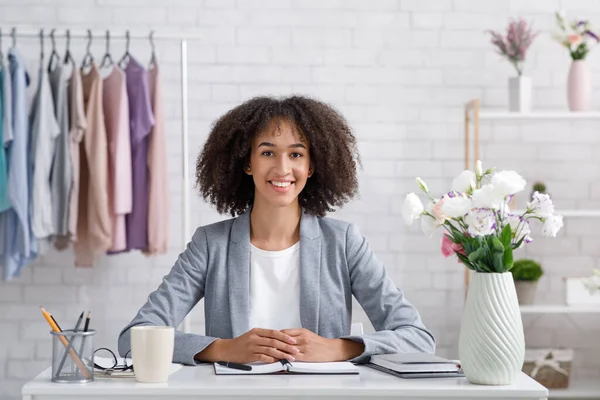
[22,364,549,400]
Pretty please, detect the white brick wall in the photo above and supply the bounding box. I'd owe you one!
[1,0,600,398]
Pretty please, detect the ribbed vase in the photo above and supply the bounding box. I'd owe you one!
[458,271,525,385]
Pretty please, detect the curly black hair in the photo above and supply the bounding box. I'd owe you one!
[196,95,361,217]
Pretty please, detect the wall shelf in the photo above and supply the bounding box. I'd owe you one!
[513,210,600,218]
[549,379,600,399]
[520,305,600,314]
[477,110,600,120]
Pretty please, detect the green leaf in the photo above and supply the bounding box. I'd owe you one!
[491,236,504,253]
[456,253,475,270]
[503,245,514,272]
[512,237,525,250]
[492,252,504,273]
[500,224,512,248]
[468,247,486,263]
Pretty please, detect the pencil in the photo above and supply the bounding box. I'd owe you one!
[55,312,85,377]
[40,307,90,379]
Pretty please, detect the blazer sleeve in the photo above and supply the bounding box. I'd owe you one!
[117,227,217,365]
[340,223,436,363]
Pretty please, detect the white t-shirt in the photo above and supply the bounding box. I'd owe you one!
[249,242,302,331]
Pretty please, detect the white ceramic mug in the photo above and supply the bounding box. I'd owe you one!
[130,326,174,383]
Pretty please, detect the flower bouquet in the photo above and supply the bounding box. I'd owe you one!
[487,18,538,112]
[553,11,600,110]
[402,161,563,385]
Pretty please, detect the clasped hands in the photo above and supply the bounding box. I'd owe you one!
[202,327,364,364]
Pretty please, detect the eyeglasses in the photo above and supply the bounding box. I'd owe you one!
[93,348,134,372]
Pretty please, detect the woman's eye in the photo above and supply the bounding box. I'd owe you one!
[261,151,273,157]
[291,152,303,158]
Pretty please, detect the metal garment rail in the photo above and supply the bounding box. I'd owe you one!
[2,28,202,334]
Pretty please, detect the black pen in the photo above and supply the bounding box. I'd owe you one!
[217,361,252,371]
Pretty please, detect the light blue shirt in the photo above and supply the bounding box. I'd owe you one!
[0,64,10,212]
[0,49,37,280]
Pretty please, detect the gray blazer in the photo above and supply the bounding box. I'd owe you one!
[118,209,435,365]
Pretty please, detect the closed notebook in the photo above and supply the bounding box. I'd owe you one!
[214,360,359,375]
[369,353,461,373]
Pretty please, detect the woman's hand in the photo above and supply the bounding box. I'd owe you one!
[280,328,365,362]
[196,328,299,363]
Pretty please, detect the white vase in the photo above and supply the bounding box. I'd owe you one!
[458,271,525,385]
[508,76,532,112]
[567,60,591,111]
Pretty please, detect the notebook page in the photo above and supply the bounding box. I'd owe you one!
[288,361,359,374]
[214,361,284,375]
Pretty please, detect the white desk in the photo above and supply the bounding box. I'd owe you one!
[22,364,549,400]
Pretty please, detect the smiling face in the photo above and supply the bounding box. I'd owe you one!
[246,118,313,211]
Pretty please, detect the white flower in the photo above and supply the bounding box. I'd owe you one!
[491,170,526,198]
[452,170,476,193]
[442,193,472,218]
[420,215,439,237]
[475,160,483,177]
[542,214,564,237]
[527,191,555,218]
[471,184,504,209]
[464,208,496,237]
[402,193,424,225]
[416,177,429,193]
[504,214,532,247]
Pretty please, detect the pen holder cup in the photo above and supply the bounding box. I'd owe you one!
[51,329,96,383]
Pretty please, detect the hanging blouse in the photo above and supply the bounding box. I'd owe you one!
[49,63,72,238]
[124,57,155,251]
[103,66,132,252]
[30,63,60,240]
[54,60,87,251]
[74,65,111,266]
[0,62,10,212]
[146,65,168,254]
[0,49,36,280]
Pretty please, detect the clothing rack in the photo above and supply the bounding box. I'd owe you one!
[2,28,201,334]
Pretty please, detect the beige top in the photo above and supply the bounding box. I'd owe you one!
[74,65,111,266]
[103,66,132,252]
[146,66,169,254]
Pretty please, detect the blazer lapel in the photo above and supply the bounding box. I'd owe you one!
[228,210,251,337]
[299,212,321,333]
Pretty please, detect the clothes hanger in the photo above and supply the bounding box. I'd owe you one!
[81,29,94,69]
[39,29,45,64]
[148,30,157,69]
[63,29,75,65]
[47,29,60,72]
[99,30,114,69]
[10,27,16,50]
[0,28,4,63]
[118,30,131,68]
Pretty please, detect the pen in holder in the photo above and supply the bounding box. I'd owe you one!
[51,329,95,383]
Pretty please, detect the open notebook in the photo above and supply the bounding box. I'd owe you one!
[93,357,183,378]
[214,360,359,375]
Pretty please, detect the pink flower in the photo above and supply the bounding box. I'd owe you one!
[441,234,466,262]
[568,34,582,45]
[431,197,446,222]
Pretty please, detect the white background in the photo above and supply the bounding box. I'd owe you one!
[1,0,600,398]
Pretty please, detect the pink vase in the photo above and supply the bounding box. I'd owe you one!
[567,60,591,111]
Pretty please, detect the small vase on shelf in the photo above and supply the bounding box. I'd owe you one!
[567,59,591,111]
[508,75,532,112]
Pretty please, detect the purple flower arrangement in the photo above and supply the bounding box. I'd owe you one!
[488,18,539,76]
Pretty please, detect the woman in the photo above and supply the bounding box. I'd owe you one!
[118,96,435,365]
